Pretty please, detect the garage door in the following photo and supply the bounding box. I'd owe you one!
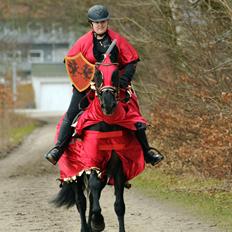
[40,82,72,111]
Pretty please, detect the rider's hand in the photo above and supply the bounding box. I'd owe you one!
[119,75,130,88]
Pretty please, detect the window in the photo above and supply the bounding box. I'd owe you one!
[28,50,44,63]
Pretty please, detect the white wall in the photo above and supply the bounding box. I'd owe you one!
[32,77,72,112]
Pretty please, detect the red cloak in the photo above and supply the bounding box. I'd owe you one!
[67,29,139,66]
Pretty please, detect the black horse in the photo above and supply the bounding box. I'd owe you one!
[53,150,126,232]
[52,42,135,232]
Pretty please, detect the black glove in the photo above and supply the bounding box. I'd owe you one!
[119,75,130,88]
[119,62,137,88]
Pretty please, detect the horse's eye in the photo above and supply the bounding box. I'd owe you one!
[94,70,103,89]
[111,69,119,87]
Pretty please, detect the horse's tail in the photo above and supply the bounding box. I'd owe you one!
[51,182,76,208]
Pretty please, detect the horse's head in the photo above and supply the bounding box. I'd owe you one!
[93,41,120,115]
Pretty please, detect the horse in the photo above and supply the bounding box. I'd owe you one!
[52,41,145,232]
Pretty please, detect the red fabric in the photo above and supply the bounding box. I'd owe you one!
[57,28,145,183]
[67,29,139,66]
[67,28,145,132]
[56,117,145,183]
[75,94,146,136]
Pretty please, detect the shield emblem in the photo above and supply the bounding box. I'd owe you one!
[64,53,95,92]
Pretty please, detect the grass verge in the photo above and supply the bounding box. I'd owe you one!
[0,114,44,158]
[10,123,38,144]
[132,167,232,231]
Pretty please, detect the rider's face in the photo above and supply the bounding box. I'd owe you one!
[92,20,108,35]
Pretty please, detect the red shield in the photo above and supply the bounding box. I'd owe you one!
[64,53,95,92]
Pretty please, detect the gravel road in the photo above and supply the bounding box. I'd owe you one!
[0,120,223,232]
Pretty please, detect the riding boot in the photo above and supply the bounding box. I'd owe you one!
[135,122,164,166]
[45,114,74,165]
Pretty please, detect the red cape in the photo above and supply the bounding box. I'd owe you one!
[67,29,139,66]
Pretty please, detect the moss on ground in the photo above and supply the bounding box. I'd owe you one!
[132,167,232,231]
[0,114,43,158]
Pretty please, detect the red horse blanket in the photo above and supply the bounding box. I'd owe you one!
[75,94,146,135]
[57,97,145,183]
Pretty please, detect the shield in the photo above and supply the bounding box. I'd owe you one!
[64,53,95,92]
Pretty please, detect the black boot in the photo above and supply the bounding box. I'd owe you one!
[135,122,164,166]
[45,115,74,165]
[45,146,64,165]
[144,147,164,166]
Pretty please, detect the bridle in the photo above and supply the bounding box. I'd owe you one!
[90,74,118,101]
[89,39,132,113]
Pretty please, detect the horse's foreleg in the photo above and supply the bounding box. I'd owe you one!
[71,181,89,232]
[87,193,93,229]
[89,170,106,214]
[88,170,106,231]
[114,164,126,232]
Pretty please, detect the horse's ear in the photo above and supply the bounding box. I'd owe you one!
[94,69,103,89]
[111,69,119,87]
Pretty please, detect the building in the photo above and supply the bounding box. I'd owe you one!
[31,63,72,112]
[0,22,83,112]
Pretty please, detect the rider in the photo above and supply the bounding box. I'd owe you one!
[45,4,164,166]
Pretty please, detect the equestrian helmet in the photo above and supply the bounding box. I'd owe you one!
[88,5,110,22]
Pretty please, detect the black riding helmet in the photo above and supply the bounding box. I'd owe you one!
[87,5,110,22]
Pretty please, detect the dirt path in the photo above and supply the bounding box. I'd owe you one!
[0,121,223,232]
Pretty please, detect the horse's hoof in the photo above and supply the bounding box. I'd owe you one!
[91,213,105,232]
[81,227,91,232]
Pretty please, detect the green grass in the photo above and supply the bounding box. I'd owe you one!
[132,168,232,231]
[0,113,43,158]
[10,123,38,144]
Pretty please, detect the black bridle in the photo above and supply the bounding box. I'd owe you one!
[88,39,132,114]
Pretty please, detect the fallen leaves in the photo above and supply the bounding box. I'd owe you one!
[149,94,232,179]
